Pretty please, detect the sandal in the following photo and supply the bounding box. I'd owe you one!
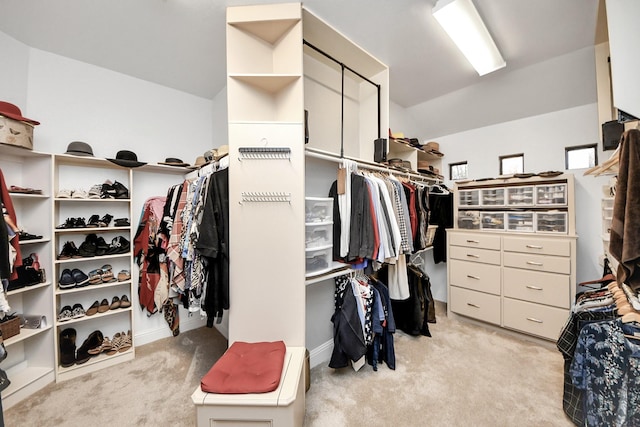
[117,270,131,282]
[119,330,132,352]
[106,333,121,356]
[88,268,103,285]
[100,265,116,283]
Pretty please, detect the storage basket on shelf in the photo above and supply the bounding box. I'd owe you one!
[0,315,21,339]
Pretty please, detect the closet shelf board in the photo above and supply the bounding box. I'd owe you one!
[55,349,134,383]
[53,226,130,234]
[54,253,131,265]
[4,326,52,347]
[54,306,132,327]
[7,282,51,297]
[55,280,131,296]
[229,74,301,94]
[18,238,50,245]
[2,365,54,404]
[7,193,49,200]
[54,198,131,203]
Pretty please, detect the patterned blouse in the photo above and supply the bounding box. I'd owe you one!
[570,318,640,426]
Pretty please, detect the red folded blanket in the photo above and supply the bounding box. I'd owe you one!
[201,340,286,394]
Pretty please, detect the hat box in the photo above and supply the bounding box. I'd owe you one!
[0,116,34,150]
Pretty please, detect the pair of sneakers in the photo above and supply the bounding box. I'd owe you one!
[58,268,89,289]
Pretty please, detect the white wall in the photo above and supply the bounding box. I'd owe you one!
[0,35,225,345]
[419,104,611,302]
[0,31,30,115]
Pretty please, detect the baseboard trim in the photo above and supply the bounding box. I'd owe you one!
[309,339,333,369]
[135,315,207,347]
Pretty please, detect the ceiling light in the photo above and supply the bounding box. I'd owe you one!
[433,0,506,76]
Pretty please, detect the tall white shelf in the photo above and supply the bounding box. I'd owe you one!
[51,154,135,382]
[0,145,55,410]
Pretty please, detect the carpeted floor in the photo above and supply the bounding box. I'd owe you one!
[4,305,575,426]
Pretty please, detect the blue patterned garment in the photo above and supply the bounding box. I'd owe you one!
[570,319,640,427]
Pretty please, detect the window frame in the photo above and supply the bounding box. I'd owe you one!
[499,153,524,175]
[565,143,598,170]
[449,161,468,181]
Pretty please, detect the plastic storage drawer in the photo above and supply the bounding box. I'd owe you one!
[506,186,534,206]
[480,188,505,206]
[305,247,332,274]
[480,212,505,231]
[305,223,333,249]
[458,189,480,207]
[535,183,567,206]
[535,212,567,234]
[506,212,534,232]
[305,197,332,223]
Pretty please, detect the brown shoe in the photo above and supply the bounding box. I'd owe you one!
[97,298,110,313]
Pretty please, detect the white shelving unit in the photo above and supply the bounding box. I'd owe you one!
[52,154,135,382]
[0,144,55,409]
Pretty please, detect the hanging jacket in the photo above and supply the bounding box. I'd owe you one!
[329,276,367,369]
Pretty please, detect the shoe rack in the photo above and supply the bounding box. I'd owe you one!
[52,154,135,382]
[0,144,55,409]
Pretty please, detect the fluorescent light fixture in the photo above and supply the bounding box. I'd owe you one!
[433,0,506,76]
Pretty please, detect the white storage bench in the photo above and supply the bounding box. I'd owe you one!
[191,346,306,427]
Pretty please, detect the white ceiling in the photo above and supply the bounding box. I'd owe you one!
[0,0,603,135]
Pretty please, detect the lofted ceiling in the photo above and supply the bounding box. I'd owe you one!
[0,0,603,136]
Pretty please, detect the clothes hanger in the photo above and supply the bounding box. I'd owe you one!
[622,311,640,323]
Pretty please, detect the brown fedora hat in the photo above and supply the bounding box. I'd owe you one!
[64,141,94,157]
[158,157,190,167]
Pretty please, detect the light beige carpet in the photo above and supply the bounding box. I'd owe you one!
[5,305,575,427]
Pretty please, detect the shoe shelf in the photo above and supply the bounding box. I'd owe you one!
[4,325,53,347]
[55,347,134,383]
[54,253,131,265]
[52,155,135,384]
[0,145,55,409]
[55,280,131,296]
[6,281,52,297]
[56,307,132,327]
[54,226,131,234]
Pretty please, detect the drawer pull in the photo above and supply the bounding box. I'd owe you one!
[467,303,480,308]
[466,254,480,259]
[466,239,480,244]
[526,317,543,324]
[526,244,543,249]
[467,275,480,280]
[526,285,543,290]
[526,261,543,266]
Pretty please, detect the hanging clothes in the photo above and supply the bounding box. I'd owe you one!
[367,277,396,371]
[0,170,20,281]
[196,167,230,326]
[429,187,453,264]
[329,275,367,369]
[133,196,170,315]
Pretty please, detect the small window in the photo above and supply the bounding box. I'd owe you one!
[499,154,524,175]
[566,144,597,169]
[450,161,468,180]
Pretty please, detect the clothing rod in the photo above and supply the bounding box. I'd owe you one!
[303,40,380,88]
[305,148,438,183]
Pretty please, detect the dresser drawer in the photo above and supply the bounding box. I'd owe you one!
[503,298,569,340]
[449,232,501,250]
[503,235,570,257]
[450,286,501,325]
[503,267,570,309]
[449,245,501,265]
[450,260,501,295]
[503,252,570,274]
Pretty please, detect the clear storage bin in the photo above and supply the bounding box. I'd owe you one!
[506,186,534,206]
[481,188,505,206]
[305,197,332,223]
[535,212,567,234]
[506,212,534,232]
[458,189,480,207]
[305,247,332,274]
[458,210,480,230]
[535,184,567,206]
[305,223,332,249]
[480,212,505,231]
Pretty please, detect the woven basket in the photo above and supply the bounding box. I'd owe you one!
[0,316,21,340]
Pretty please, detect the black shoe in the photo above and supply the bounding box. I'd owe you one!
[114,218,130,227]
[73,217,87,228]
[95,236,110,256]
[76,330,103,363]
[71,269,90,287]
[112,181,129,199]
[58,241,80,260]
[55,218,76,229]
[98,214,113,227]
[17,230,43,240]
[86,214,100,228]
[59,328,77,368]
[78,234,98,257]
[58,268,76,289]
[107,236,130,254]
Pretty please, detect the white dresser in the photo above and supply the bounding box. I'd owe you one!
[447,174,577,341]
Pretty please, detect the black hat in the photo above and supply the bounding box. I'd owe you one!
[107,150,146,168]
[158,158,190,167]
[64,141,94,157]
